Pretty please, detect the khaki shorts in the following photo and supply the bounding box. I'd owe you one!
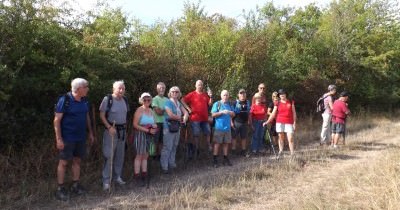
[213,130,232,144]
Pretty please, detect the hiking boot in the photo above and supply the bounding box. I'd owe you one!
[115,177,126,185]
[139,176,146,187]
[55,186,69,201]
[70,183,86,195]
[240,150,246,157]
[162,169,169,174]
[223,157,232,166]
[213,159,219,168]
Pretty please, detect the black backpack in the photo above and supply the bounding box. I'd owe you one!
[105,94,129,119]
[54,92,71,113]
[316,95,329,113]
[54,92,89,113]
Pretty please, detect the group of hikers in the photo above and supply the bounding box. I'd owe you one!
[53,78,350,201]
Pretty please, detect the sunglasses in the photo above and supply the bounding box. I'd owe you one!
[259,87,265,89]
[143,99,151,102]
[171,91,180,93]
[239,92,246,94]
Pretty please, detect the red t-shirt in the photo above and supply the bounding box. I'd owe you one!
[275,100,295,124]
[332,100,349,124]
[183,91,210,122]
[250,104,267,121]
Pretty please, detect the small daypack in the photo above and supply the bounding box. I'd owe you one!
[105,94,129,119]
[316,95,329,113]
[54,92,71,113]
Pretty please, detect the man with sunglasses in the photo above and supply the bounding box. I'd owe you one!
[252,83,267,105]
[232,89,250,156]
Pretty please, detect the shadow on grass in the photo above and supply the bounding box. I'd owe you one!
[348,142,399,151]
[329,154,359,160]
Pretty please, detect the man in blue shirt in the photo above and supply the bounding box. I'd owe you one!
[54,78,95,201]
[211,90,235,168]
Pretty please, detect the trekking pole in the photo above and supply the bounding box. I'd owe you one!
[147,135,154,189]
[264,125,277,157]
[183,123,189,169]
[109,121,115,193]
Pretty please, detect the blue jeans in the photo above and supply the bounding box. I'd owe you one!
[251,120,264,152]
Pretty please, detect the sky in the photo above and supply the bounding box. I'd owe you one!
[77,0,333,25]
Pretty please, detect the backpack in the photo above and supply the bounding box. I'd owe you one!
[54,92,71,113]
[316,95,329,113]
[105,94,129,119]
[54,92,89,113]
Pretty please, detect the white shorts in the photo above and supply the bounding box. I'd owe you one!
[276,123,294,133]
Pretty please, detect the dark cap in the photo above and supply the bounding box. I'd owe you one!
[278,89,286,95]
[340,91,349,97]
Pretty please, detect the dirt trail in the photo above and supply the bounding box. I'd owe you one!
[27,121,400,210]
[231,122,400,210]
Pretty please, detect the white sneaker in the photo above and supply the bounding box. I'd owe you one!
[115,177,126,185]
[103,183,110,191]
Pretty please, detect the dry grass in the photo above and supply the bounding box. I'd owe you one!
[2,111,400,209]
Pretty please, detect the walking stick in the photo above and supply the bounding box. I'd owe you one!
[109,121,115,193]
[264,125,277,157]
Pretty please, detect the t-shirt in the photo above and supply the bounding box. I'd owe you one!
[55,92,89,142]
[323,94,334,114]
[250,104,267,121]
[275,100,295,124]
[152,95,168,123]
[332,100,349,124]
[164,99,182,127]
[211,101,234,132]
[233,100,250,123]
[268,101,276,123]
[99,96,128,125]
[182,91,210,122]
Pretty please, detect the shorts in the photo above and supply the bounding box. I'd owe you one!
[154,123,164,143]
[191,121,211,137]
[213,130,232,144]
[232,121,248,139]
[59,141,86,160]
[331,123,346,134]
[276,123,294,134]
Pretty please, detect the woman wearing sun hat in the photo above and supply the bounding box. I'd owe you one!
[132,92,157,186]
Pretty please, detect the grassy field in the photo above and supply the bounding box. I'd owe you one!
[2,112,400,209]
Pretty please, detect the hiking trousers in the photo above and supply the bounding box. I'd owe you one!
[102,129,126,184]
[160,128,180,171]
[320,113,332,144]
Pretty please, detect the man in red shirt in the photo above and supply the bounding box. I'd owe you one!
[182,80,213,157]
[331,91,351,148]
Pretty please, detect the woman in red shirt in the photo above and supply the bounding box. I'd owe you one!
[264,89,297,157]
[249,93,268,155]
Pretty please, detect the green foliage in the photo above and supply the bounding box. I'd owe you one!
[0,0,399,148]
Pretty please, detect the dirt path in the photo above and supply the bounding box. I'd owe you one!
[27,120,400,210]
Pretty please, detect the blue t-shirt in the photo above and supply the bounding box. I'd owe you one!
[55,93,89,142]
[211,101,234,132]
[163,99,182,127]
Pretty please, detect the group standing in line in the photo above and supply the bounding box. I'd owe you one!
[53,78,350,201]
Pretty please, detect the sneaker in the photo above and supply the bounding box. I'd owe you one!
[162,169,169,174]
[103,183,110,191]
[223,158,232,166]
[115,177,126,185]
[277,151,283,160]
[70,183,86,195]
[213,159,219,168]
[55,186,69,201]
